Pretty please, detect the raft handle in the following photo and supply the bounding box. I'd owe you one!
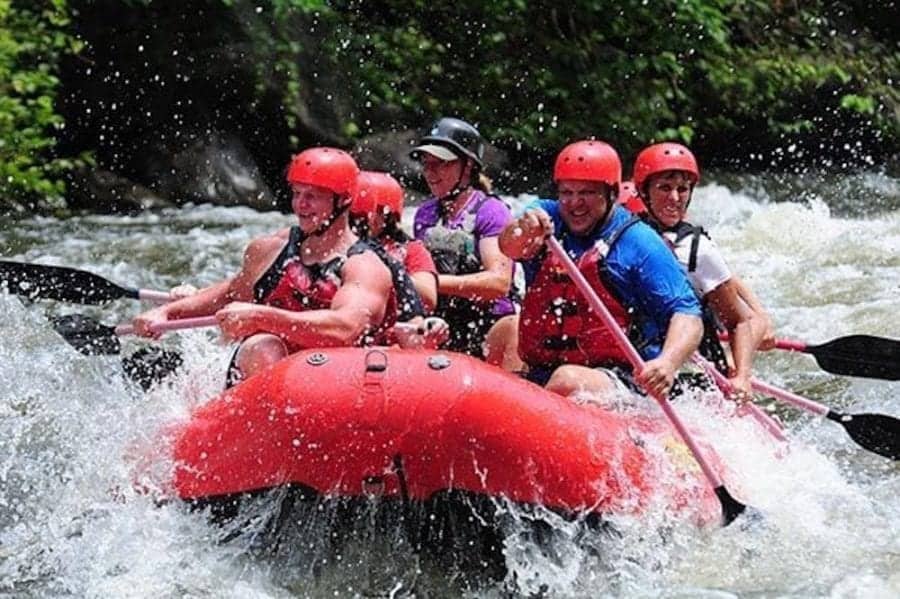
[362,475,385,497]
[364,349,388,373]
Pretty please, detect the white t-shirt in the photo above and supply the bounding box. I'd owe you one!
[661,228,732,298]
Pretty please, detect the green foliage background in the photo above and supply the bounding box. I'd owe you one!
[1,0,898,213]
[0,0,87,213]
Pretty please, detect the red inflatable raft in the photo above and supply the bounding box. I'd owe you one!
[166,347,725,525]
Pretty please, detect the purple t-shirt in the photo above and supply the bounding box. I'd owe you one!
[414,191,515,315]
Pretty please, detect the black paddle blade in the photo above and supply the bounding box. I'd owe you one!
[714,485,748,526]
[51,314,121,355]
[809,335,900,380]
[827,411,900,460]
[0,261,137,305]
[122,347,184,390]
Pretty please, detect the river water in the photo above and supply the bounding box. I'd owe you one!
[1,172,898,597]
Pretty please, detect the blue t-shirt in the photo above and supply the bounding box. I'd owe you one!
[522,200,701,359]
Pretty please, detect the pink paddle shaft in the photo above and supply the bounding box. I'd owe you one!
[546,237,727,490]
[772,338,808,352]
[138,289,173,304]
[691,354,788,441]
[748,377,829,417]
[114,316,219,337]
[718,331,807,353]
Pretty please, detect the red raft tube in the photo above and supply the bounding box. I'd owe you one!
[166,348,725,526]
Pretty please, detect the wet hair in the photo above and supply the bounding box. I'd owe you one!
[474,171,493,194]
[459,157,492,194]
[349,213,369,238]
[380,213,411,243]
[642,170,696,197]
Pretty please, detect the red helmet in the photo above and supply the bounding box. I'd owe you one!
[352,171,404,216]
[618,180,647,214]
[286,147,359,196]
[553,140,621,187]
[632,142,700,194]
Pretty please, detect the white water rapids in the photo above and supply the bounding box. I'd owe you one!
[1,175,898,597]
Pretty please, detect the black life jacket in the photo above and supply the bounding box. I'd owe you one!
[254,226,424,344]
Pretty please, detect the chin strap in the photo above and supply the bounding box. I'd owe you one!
[308,195,350,238]
[437,160,478,218]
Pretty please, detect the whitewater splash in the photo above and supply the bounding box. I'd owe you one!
[1,180,899,597]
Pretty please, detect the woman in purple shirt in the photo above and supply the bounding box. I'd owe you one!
[410,117,517,357]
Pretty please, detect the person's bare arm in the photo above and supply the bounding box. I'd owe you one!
[637,313,703,398]
[221,235,285,304]
[733,275,775,349]
[411,271,438,313]
[131,233,283,337]
[706,278,760,395]
[217,250,393,348]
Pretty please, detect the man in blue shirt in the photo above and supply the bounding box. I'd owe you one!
[498,140,702,398]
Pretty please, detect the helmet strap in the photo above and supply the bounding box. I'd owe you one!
[596,192,617,233]
[349,214,370,239]
[309,195,350,238]
[437,160,473,217]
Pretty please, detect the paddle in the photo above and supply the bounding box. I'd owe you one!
[719,331,900,381]
[695,351,899,459]
[546,237,754,526]
[0,260,171,305]
[749,377,900,461]
[52,313,218,355]
[690,355,787,442]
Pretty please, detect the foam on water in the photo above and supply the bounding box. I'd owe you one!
[1,186,898,596]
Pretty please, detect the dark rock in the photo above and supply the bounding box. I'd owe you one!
[151,131,278,211]
[65,168,173,214]
[353,130,420,186]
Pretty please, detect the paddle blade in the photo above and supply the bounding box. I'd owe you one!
[714,485,747,526]
[809,335,900,380]
[828,411,900,460]
[122,347,184,390]
[0,261,136,304]
[51,314,121,355]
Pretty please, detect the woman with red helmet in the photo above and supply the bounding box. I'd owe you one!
[499,140,704,399]
[617,180,647,214]
[410,117,517,357]
[350,170,449,348]
[131,148,414,383]
[633,142,774,398]
[350,170,438,312]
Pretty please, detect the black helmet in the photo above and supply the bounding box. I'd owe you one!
[410,117,485,167]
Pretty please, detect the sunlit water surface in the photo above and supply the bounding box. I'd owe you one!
[1,174,898,597]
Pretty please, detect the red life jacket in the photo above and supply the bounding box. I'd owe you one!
[253,227,399,345]
[518,220,638,369]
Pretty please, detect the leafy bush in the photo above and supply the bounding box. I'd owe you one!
[4,0,899,213]
[0,0,86,214]
[258,0,899,165]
